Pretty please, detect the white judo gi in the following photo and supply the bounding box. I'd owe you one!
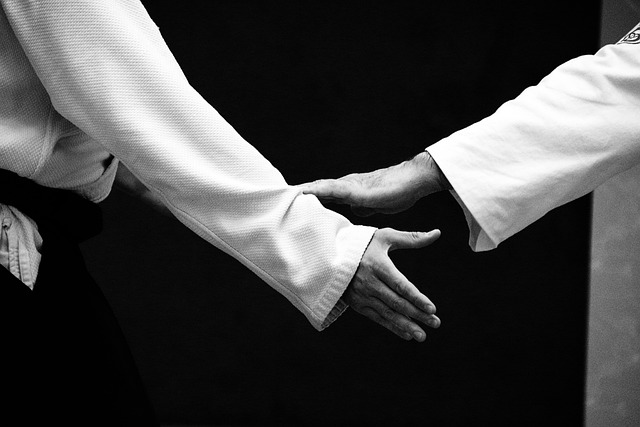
[0,1,376,330]
[428,23,640,251]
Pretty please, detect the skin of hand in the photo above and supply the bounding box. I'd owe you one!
[347,227,441,342]
[116,160,440,341]
[299,151,451,216]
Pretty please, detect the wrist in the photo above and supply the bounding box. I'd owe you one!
[410,151,452,196]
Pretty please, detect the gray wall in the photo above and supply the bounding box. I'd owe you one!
[587,1,640,425]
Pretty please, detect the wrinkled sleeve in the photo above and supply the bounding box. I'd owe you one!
[0,0,376,329]
[427,23,640,251]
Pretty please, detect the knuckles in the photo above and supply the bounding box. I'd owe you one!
[410,231,423,241]
[389,297,404,312]
[382,308,396,320]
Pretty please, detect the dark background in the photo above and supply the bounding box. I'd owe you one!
[80,1,600,425]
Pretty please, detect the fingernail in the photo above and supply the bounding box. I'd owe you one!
[426,229,441,239]
[425,304,436,314]
[413,331,424,341]
[428,319,440,328]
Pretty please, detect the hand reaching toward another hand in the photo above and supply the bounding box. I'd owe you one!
[300,151,449,340]
[347,227,441,342]
[300,151,451,217]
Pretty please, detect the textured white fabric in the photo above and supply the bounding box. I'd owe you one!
[0,204,42,289]
[0,1,376,329]
[0,6,118,202]
[428,23,640,251]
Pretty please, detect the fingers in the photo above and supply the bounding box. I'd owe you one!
[371,276,439,327]
[378,228,441,251]
[298,179,353,203]
[376,257,437,315]
[366,297,431,342]
[353,295,439,342]
[344,226,443,342]
[372,264,441,339]
[346,261,440,342]
[358,307,414,341]
[372,228,440,315]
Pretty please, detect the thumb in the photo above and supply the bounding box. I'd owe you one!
[380,228,441,251]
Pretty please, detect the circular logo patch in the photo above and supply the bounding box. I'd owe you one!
[619,26,640,44]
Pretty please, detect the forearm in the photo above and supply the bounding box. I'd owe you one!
[2,0,376,329]
[427,32,640,250]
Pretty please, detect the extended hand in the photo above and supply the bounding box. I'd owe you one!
[346,227,441,342]
[300,151,450,216]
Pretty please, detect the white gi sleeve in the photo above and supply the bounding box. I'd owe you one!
[427,23,640,251]
[0,0,376,329]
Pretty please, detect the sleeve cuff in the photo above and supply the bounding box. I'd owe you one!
[426,145,501,252]
[313,225,376,331]
[449,190,499,252]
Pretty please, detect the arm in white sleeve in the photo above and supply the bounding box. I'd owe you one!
[427,23,640,251]
[0,0,376,329]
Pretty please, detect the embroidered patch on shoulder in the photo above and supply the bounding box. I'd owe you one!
[618,23,640,44]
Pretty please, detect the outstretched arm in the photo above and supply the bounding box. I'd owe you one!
[116,161,442,341]
[427,26,640,251]
[303,23,640,252]
[117,161,442,340]
[1,0,439,338]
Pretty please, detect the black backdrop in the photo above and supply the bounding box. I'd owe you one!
[80,1,599,425]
